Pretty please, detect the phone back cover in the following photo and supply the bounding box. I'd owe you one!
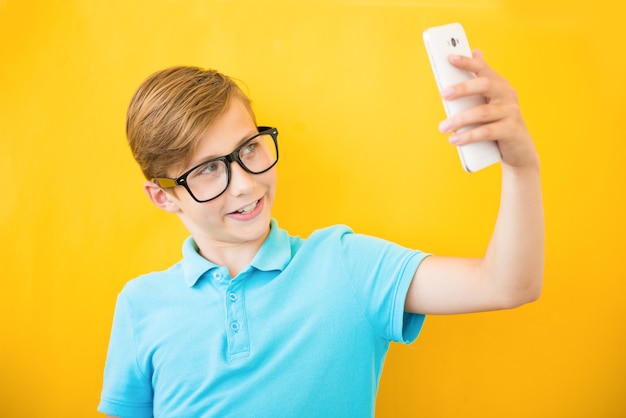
[423,23,501,172]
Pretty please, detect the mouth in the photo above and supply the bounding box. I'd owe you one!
[228,197,264,218]
[235,200,259,215]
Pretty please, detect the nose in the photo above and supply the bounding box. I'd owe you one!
[227,161,256,197]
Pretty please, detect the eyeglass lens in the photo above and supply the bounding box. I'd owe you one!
[185,132,277,202]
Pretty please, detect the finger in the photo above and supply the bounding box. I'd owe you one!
[448,52,484,73]
[448,121,502,145]
[472,49,484,60]
[449,50,500,80]
[448,109,524,146]
[441,76,514,104]
[440,76,490,99]
[439,102,511,135]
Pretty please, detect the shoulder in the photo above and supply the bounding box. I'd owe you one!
[119,262,185,300]
[293,224,415,264]
[289,224,353,254]
[271,223,354,258]
[305,224,405,252]
[305,224,354,242]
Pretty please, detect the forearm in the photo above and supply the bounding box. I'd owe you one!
[483,160,545,307]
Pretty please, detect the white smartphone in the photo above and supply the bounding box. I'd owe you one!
[423,22,501,172]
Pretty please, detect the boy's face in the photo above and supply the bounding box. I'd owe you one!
[147,97,276,253]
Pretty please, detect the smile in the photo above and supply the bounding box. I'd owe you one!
[236,200,259,214]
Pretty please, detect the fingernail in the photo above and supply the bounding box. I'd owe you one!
[449,134,461,144]
[439,119,453,133]
[440,87,454,99]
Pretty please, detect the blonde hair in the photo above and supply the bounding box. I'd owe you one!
[126,66,255,179]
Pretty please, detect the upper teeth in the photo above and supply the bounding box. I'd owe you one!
[238,201,258,214]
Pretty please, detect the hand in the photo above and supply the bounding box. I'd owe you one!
[437,49,539,170]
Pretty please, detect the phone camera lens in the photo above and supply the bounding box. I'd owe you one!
[451,38,457,47]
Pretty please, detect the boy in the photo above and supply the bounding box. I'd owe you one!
[99,50,544,417]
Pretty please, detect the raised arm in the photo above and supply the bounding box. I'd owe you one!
[405,50,544,315]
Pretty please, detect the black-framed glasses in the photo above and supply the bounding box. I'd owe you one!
[153,126,278,203]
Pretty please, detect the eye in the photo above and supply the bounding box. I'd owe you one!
[241,141,258,156]
[205,161,222,173]
[192,160,224,178]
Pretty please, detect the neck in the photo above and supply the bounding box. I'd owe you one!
[195,230,269,278]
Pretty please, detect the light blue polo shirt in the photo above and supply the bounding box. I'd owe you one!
[98,220,430,417]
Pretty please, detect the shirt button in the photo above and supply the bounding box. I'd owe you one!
[230,322,240,332]
[228,293,238,302]
[213,272,223,280]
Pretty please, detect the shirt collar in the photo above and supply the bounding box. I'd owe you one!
[181,219,292,287]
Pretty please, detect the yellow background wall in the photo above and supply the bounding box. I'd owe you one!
[1,0,624,416]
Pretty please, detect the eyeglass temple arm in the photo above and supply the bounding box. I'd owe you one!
[153,177,178,188]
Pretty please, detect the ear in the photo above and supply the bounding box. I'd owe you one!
[144,180,181,213]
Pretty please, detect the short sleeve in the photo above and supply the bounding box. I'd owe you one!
[98,293,154,417]
[337,229,431,343]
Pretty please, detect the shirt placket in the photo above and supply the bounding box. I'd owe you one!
[222,273,250,361]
